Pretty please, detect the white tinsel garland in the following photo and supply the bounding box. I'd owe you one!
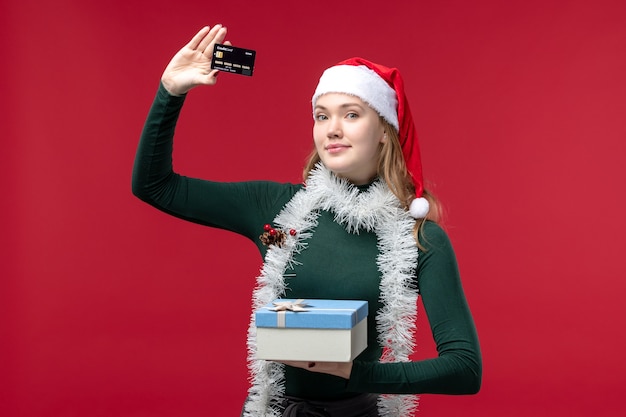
[243,164,419,417]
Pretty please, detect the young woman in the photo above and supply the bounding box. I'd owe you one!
[132,25,481,417]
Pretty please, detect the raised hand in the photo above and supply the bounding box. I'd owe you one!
[161,25,230,96]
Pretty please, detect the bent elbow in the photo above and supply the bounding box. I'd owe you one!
[462,355,482,394]
[465,371,482,394]
[131,165,155,203]
[131,178,149,203]
[131,177,146,201]
[448,349,482,395]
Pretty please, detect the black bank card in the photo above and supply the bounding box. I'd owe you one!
[211,44,256,76]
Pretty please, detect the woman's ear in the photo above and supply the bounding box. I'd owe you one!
[381,131,388,144]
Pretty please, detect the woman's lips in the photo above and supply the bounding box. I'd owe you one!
[325,144,350,154]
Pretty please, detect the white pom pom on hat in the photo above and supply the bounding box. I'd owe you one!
[409,197,430,219]
[312,57,430,219]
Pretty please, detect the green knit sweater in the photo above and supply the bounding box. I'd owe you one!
[132,84,481,400]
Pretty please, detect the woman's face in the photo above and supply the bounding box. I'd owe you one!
[313,93,386,185]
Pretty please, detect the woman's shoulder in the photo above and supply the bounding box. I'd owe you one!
[418,220,454,253]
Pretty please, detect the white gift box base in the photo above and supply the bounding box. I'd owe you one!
[256,318,367,362]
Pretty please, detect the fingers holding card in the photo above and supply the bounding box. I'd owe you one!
[211,44,256,76]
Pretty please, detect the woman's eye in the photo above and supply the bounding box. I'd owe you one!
[346,112,359,119]
[315,114,328,121]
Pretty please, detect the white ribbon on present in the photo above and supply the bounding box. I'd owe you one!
[269,299,309,328]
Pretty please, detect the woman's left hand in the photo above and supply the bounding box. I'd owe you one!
[279,360,353,379]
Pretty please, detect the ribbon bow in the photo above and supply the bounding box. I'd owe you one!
[271,299,309,312]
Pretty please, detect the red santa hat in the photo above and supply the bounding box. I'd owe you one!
[312,57,429,218]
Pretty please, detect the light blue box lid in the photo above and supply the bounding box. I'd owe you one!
[255,299,368,329]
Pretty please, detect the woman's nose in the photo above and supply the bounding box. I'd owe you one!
[327,118,342,138]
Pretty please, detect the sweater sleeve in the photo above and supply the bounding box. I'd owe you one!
[132,83,297,240]
[346,222,482,395]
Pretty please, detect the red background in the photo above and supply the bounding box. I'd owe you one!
[2,0,626,416]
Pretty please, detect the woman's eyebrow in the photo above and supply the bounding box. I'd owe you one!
[314,102,366,111]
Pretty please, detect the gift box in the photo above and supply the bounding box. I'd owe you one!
[255,299,368,362]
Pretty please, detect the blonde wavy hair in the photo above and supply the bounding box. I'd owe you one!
[302,117,442,244]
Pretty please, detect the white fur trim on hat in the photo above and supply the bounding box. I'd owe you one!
[312,65,399,131]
